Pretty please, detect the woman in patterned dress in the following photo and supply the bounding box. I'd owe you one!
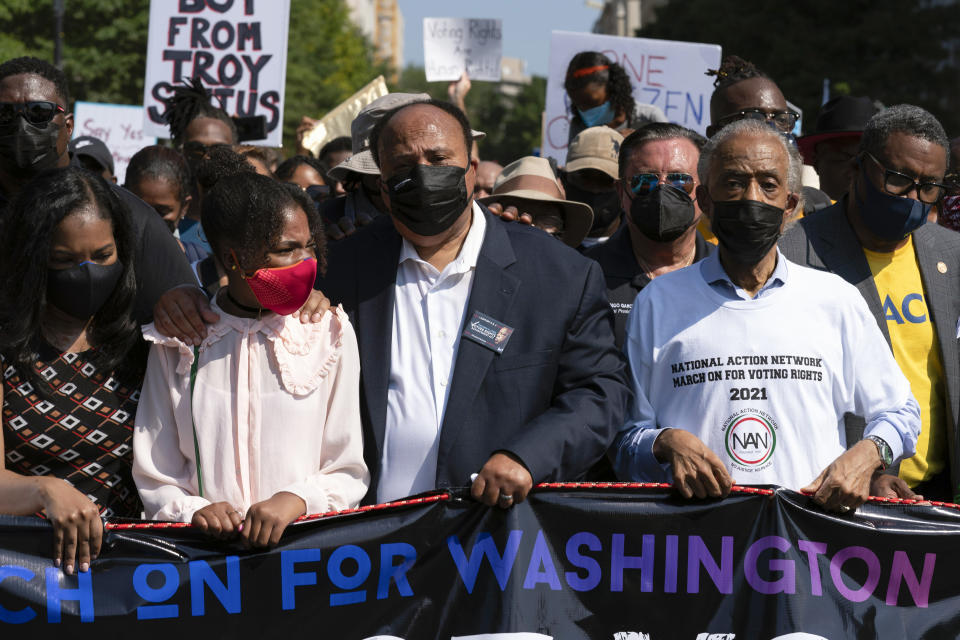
[0,167,145,576]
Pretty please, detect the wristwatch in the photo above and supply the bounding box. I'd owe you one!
[866,435,894,470]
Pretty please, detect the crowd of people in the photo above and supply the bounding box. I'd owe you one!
[0,50,958,581]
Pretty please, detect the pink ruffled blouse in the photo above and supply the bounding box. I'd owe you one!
[132,302,368,522]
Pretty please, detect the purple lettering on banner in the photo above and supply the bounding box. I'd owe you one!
[664,535,678,593]
[611,533,654,592]
[885,550,936,608]
[523,530,561,591]
[797,540,827,597]
[564,532,602,592]
[745,536,795,595]
[447,530,523,594]
[687,536,733,594]
[829,546,881,603]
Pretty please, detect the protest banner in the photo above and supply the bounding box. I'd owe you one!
[301,75,389,157]
[544,31,722,165]
[72,102,157,183]
[0,484,957,638]
[423,18,503,82]
[142,0,291,147]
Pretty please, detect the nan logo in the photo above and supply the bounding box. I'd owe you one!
[722,408,778,472]
[613,633,650,640]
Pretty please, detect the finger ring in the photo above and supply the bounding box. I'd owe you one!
[231,510,243,516]
[498,493,514,503]
[838,505,851,513]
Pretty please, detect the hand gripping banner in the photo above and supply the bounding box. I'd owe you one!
[1,484,959,639]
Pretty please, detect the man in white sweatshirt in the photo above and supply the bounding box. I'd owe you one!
[613,118,920,514]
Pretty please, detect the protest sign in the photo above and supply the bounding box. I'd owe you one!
[142,0,290,146]
[72,102,157,183]
[301,75,389,157]
[544,31,721,165]
[423,18,503,82]
[1,485,958,638]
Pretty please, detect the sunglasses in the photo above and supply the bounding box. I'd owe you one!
[628,172,695,196]
[0,101,66,126]
[864,152,947,205]
[716,108,800,134]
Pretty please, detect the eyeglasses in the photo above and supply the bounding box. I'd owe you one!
[0,101,65,126]
[864,152,947,204]
[628,172,695,196]
[716,108,800,134]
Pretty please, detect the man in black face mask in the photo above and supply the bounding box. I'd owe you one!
[0,56,196,325]
[318,99,629,509]
[585,123,714,347]
[613,119,921,515]
[781,105,960,503]
[562,126,625,248]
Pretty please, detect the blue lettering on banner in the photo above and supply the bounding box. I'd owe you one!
[45,567,94,623]
[133,563,180,620]
[523,530,562,590]
[447,530,523,593]
[564,532,602,592]
[280,548,321,610]
[0,566,36,623]
[377,543,416,600]
[328,545,371,606]
[189,557,241,615]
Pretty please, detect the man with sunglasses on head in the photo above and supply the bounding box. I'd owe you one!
[780,104,960,503]
[0,56,195,323]
[613,119,920,514]
[584,123,714,348]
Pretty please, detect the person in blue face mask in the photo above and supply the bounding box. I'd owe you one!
[563,51,667,145]
[780,104,960,504]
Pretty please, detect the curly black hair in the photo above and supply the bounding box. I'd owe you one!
[564,51,635,126]
[202,173,327,276]
[0,56,70,106]
[195,145,257,192]
[706,54,771,120]
[124,145,191,203]
[275,154,326,182]
[162,77,238,146]
[317,136,352,168]
[0,167,143,390]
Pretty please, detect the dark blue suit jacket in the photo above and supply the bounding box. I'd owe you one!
[318,206,630,502]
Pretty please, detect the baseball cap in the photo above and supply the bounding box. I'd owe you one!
[565,126,624,179]
[69,136,114,174]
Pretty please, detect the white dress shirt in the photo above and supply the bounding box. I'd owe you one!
[378,202,487,502]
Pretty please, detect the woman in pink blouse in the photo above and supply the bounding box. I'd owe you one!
[133,173,368,547]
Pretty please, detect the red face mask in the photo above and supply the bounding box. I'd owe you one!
[242,257,317,316]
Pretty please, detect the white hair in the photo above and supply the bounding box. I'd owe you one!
[697,119,804,195]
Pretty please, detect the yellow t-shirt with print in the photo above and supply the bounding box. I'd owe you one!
[863,236,947,486]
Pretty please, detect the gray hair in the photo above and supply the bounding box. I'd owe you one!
[860,104,949,164]
[697,118,803,196]
[618,123,707,179]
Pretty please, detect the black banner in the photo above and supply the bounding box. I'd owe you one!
[1,486,959,639]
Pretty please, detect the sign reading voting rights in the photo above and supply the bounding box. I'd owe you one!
[423,18,503,82]
[142,0,290,146]
[544,31,721,165]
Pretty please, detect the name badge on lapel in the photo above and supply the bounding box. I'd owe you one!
[462,311,514,354]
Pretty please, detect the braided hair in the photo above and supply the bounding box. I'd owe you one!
[564,51,635,125]
[162,77,238,146]
[706,55,769,110]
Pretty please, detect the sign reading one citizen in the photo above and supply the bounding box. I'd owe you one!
[142,0,291,146]
[544,31,721,165]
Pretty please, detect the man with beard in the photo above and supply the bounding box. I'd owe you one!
[613,119,919,514]
[318,99,629,507]
[584,123,714,347]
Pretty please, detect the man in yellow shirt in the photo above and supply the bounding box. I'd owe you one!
[780,104,960,501]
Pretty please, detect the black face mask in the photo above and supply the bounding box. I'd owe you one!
[630,184,697,242]
[0,116,62,178]
[386,164,470,236]
[711,199,784,265]
[47,261,124,320]
[563,182,621,233]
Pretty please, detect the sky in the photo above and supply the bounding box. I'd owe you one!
[399,0,602,77]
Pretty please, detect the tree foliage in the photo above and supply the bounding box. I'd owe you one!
[638,0,960,136]
[0,0,387,150]
[393,66,547,165]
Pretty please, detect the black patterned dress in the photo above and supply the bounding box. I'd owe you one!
[2,344,143,518]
